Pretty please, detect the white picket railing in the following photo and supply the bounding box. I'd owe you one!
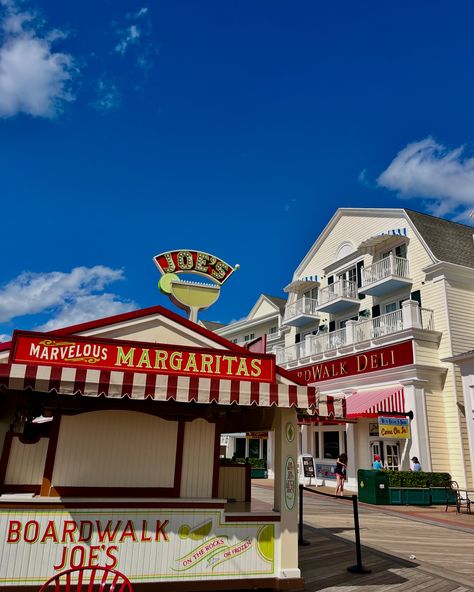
[318,279,357,304]
[275,306,435,365]
[283,297,319,322]
[362,255,410,286]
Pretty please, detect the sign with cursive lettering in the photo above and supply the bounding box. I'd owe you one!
[10,331,276,383]
[286,341,414,385]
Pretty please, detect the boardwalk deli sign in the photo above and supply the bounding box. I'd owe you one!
[287,341,414,385]
[10,331,276,382]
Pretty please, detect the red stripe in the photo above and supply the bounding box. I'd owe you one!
[307,386,317,409]
[230,380,240,405]
[49,366,63,393]
[145,373,157,399]
[270,383,279,406]
[209,378,220,403]
[188,377,199,402]
[24,364,38,390]
[121,371,134,397]
[166,374,178,400]
[98,370,111,396]
[288,385,297,407]
[73,367,87,394]
[327,396,335,417]
[250,382,260,405]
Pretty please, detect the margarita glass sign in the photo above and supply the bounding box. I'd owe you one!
[154,250,239,322]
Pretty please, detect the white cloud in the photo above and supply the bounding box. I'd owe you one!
[115,24,140,55]
[0,266,136,327]
[37,293,135,331]
[0,0,76,118]
[0,333,10,342]
[377,137,474,220]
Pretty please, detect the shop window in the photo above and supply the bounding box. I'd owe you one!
[248,438,260,458]
[262,438,268,461]
[235,438,246,458]
[323,431,340,459]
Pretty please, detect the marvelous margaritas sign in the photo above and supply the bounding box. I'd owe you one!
[10,331,275,382]
[0,508,276,585]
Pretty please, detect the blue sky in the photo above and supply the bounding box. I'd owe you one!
[1,0,474,339]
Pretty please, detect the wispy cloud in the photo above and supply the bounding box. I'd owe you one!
[284,198,297,212]
[92,77,120,111]
[113,7,155,72]
[377,137,474,221]
[0,266,136,332]
[0,0,76,118]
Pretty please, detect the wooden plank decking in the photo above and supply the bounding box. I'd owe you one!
[251,481,474,592]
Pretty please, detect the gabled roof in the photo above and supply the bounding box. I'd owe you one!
[293,207,474,278]
[262,294,287,314]
[405,209,474,269]
[0,305,244,354]
[200,320,227,330]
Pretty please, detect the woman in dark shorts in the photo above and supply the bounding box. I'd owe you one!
[335,452,348,496]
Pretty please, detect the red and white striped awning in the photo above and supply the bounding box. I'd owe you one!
[315,394,347,419]
[0,363,317,409]
[346,386,405,418]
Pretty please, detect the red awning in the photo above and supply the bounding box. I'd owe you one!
[0,363,316,409]
[298,394,347,423]
[346,386,405,418]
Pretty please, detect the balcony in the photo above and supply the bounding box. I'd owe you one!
[275,303,435,366]
[282,297,320,328]
[315,279,359,314]
[359,255,412,297]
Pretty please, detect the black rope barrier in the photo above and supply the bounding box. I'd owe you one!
[298,484,371,574]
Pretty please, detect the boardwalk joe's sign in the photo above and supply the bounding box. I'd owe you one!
[10,331,276,383]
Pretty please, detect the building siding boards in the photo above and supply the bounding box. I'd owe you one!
[180,418,215,498]
[52,411,178,487]
[5,437,48,485]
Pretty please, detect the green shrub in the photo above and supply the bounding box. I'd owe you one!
[233,457,266,468]
[386,471,451,488]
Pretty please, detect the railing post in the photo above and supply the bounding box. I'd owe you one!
[347,495,371,574]
[402,299,422,330]
[298,484,310,546]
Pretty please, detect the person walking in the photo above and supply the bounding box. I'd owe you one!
[372,454,383,470]
[411,456,422,472]
[335,452,348,496]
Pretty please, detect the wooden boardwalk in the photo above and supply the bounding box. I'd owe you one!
[251,482,474,592]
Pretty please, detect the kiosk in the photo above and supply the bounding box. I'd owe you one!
[0,304,324,591]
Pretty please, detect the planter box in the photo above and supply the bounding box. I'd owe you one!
[250,468,267,479]
[389,488,402,505]
[401,488,430,505]
[430,487,456,505]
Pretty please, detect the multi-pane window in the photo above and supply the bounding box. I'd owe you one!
[244,333,255,342]
[338,267,356,284]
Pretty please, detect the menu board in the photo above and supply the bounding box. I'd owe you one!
[302,456,315,478]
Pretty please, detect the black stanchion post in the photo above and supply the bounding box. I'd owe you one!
[298,484,310,546]
[347,495,371,574]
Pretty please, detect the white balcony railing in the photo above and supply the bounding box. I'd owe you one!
[362,255,409,287]
[355,309,403,341]
[275,304,435,365]
[283,297,319,322]
[318,279,357,305]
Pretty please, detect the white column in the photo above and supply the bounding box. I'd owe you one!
[345,423,357,489]
[400,379,431,471]
[345,320,357,345]
[272,408,300,579]
[267,431,274,479]
[402,299,422,330]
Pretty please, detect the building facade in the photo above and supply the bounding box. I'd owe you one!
[217,208,474,490]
